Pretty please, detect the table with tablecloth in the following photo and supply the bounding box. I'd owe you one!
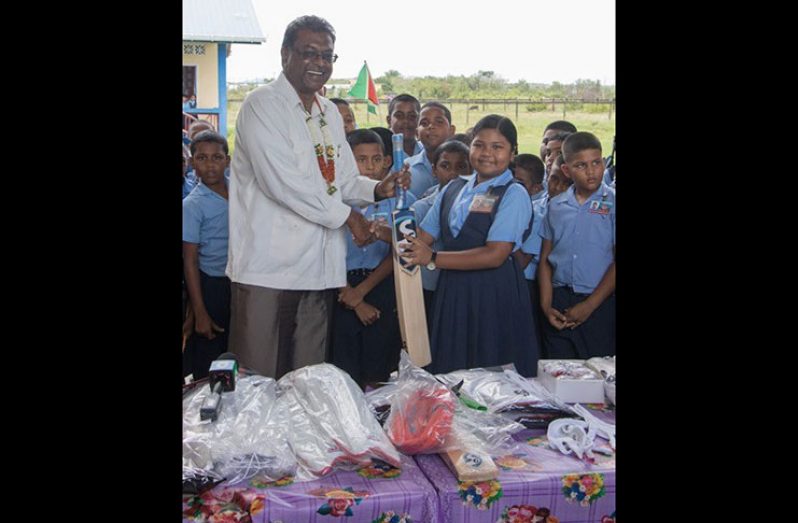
[182,452,438,522]
[414,406,616,523]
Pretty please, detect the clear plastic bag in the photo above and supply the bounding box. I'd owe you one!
[182,375,297,485]
[385,352,525,456]
[277,363,401,481]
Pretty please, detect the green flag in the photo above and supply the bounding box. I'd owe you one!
[348,61,379,114]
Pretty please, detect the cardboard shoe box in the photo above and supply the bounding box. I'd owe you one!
[537,359,606,404]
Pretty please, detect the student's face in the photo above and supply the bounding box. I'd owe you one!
[470,128,514,179]
[190,142,229,186]
[335,104,356,134]
[387,101,419,140]
[561,149,604,194]
[352,143,385,180]
[514,166,541,196]
[433,151,470,186]
[547,165,570,197]
[540,129,562,159]
[281,30,335,98]
[417,106,453,151]
[545,139,564,173]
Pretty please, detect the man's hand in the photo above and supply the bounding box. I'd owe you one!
[375,165,411,200]
[369,221,393,243]
[346,209,375,247]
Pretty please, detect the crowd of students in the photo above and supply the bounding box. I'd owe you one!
[181,92,615,388]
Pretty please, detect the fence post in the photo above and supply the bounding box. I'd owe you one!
[515,100,519,120]
[562,101,566,119]
[608,100,613,120]
[466,105,469,125]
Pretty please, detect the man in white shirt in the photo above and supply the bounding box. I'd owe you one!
[227,15,409,378]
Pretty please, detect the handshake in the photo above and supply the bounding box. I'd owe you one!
[346,211,394,247]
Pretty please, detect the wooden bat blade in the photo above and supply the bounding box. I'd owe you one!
[392,208,431,367]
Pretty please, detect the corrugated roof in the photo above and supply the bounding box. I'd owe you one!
[183,0,265,44]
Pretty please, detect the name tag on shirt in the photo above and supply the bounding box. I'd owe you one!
[469,193,498,214]
[589,200,613,215]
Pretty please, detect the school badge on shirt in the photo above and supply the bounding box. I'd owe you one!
[469,193,498,213]
[589,199,613,215]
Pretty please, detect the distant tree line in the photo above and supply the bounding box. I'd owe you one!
[228,71,614,102]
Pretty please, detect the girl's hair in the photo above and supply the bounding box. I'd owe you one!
[432,139,469,167]
[471,114,518,154]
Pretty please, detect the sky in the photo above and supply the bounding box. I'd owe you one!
[226,0,615,86]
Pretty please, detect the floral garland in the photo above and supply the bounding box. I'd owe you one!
[304,97,337,195]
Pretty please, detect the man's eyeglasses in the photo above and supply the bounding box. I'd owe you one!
[296,49,338,63]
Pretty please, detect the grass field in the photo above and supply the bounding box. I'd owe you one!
[226,99,615,160]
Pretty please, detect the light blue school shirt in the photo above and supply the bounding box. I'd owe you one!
[530,188,548,203]
[520,197,549,280]
[182,181,230,277]
[540,183,615,294]
[406,150,437,198]
[345,193,417,271]
[420,170,532,251]
[183,175,197,199]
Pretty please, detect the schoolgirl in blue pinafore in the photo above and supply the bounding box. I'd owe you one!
[425,174,539,376]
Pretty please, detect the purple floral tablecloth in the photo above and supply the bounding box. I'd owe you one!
[183,453,438,522]
[414,406,616,523]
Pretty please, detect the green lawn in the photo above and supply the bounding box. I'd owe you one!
[226,100,615,160]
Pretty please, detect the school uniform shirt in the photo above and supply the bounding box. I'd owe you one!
[183,175,198,199]
[406,150,437,197]
[541,183,616,294]
[183,181,229,277]
[345,193,416,271]
[226,72,380,290]
[520,197,549,280]
[529,188,548,203]
[421,170,531,251]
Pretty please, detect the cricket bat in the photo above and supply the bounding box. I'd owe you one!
[390,133,432,367]
[441,449,499,482]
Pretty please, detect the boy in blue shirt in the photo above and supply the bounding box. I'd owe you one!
[331,129,415,389]
[386,94,423,158]
[406,102,456,197]
[182,130,231,379]
[538,132,615,359]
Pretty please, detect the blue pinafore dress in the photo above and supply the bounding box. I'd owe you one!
[428,178,539,376]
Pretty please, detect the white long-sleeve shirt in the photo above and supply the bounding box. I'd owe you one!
[226,72,379,290]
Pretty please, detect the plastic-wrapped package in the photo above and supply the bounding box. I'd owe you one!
[182,375,297,485]
[436,367,573,414]
[277,363,401,481]
[385,352,525,456]
[586,356,616,406]
[448,401,526,457]
[384,352,457,454]
[364,381,400,425]
[541,360,601,380]
[585,356,615,380]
